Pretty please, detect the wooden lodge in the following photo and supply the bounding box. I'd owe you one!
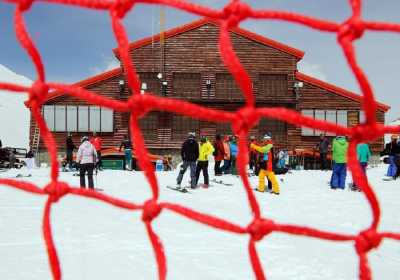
[29,18,390,157]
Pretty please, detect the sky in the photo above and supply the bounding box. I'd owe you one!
[0,0,399,122]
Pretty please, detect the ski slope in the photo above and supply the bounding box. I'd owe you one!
[0,165,399,280]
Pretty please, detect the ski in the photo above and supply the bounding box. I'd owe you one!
[211,179,233,186]
[166,186,191,193]
[15,174,32,178]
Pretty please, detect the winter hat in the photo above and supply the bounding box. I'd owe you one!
[81,136,89,143]
[263,133,272,140]
[200,136,207,143]
[188,132,196,139]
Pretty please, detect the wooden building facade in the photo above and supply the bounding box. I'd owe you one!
[30,19,390,155]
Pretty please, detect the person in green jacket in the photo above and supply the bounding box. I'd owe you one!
[351,143,372,191]
[330,136,349,189]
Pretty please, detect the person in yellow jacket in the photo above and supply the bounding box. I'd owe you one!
[195,136,215,188]
[250,134,280,195]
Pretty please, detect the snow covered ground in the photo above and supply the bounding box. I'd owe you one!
[0,165,399,280]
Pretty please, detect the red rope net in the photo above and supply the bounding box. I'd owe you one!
[1,0,400,279]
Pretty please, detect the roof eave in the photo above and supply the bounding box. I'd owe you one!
[296,72,390,113]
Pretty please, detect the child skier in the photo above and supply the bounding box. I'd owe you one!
[250,134,280,195]
[351,142,371,191]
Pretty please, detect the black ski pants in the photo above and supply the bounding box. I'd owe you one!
[196,161,209,185]
[80,163,94,189]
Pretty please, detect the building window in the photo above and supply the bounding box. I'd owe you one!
[258,118,287,143]
[173,73,201,98]
[67,106,77,132]
[301,110,347,136]
[359,110,365,123]
[101,108,113,132]
[138,73,161,95]
[172,115,199,141]
[43,105,113,133]
[215,73,242,99]
[54,106,66,132]
[78,106,89,132]
[89,106,101,132]
[258,74,287,98]
[43,105,55,131]
[139,112,158,140]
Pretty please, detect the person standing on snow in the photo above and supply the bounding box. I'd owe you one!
[213,134,225,176]
[249,136,257,173]
[330,136,349,190]
[195,136,214,188]
[119,135,133,170]
[66,133,76,170]
[351,143,372,191]
[77,136,97,190]
[229,136,238,175]
[250,133,280,195]
[222,135,231,174]
[316,134,330,170]
[90,132,103,171]
[381,135,400,179]
[176,132,199,189]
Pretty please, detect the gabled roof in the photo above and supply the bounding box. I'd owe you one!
[43,67,122,103]
[296,72,390,112]
[112,18,305,59]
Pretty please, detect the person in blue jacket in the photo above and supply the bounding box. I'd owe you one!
[229,136,238,175]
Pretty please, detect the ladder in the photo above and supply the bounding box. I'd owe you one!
[31,124,40,161]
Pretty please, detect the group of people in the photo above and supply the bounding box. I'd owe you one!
[381,134,400,179]
[315,134,372,191]
[176,132,281,194]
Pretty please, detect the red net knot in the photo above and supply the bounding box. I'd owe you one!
[351,124,379,143]
[44,182,70,203]
[355,229,382,254]
[233,106,259,136]
[127,95,150,119]
[142,199,162,223]
[338,17,365,42]
[222,0,251,28]
[247,218,275,242]
[112,0,135,18]
[27,80,49,108]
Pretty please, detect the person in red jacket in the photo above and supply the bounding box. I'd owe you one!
[213,134,225,176]
[90,132,103,171]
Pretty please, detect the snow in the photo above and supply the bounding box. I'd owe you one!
[0,165,399,279]
[0,64,32,149]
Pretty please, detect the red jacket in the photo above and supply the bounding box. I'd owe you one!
[90,137,102,152]
[213,139,225,161]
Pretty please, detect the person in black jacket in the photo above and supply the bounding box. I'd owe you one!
[383,135,400,179]
[66,133,76,170]
[176,132,199,189]
[119,135,133,170]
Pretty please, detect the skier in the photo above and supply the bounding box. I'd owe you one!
[66,133,76,171]
[90,132,103,171]
[229,136,238,175]
[119,135,133,170]
[250,133,280,195]
[213,134,225,176]
[195,135,214,188]
[382,135,400,178]
[316,134,330,170]
[249,135,257,173]
[77,136,97,190]
[176,132,199,189]
[330,136,349,190]
[351,142,372,191]
[25,149,34,176]
[222,135,231,174]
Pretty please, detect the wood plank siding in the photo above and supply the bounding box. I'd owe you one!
[31,20,387,155]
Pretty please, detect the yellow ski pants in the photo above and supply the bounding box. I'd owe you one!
[257,169,280,193]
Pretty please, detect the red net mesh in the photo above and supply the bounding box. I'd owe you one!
[1,0,400,279]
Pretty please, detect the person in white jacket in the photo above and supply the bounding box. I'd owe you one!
[76,136,97,189]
